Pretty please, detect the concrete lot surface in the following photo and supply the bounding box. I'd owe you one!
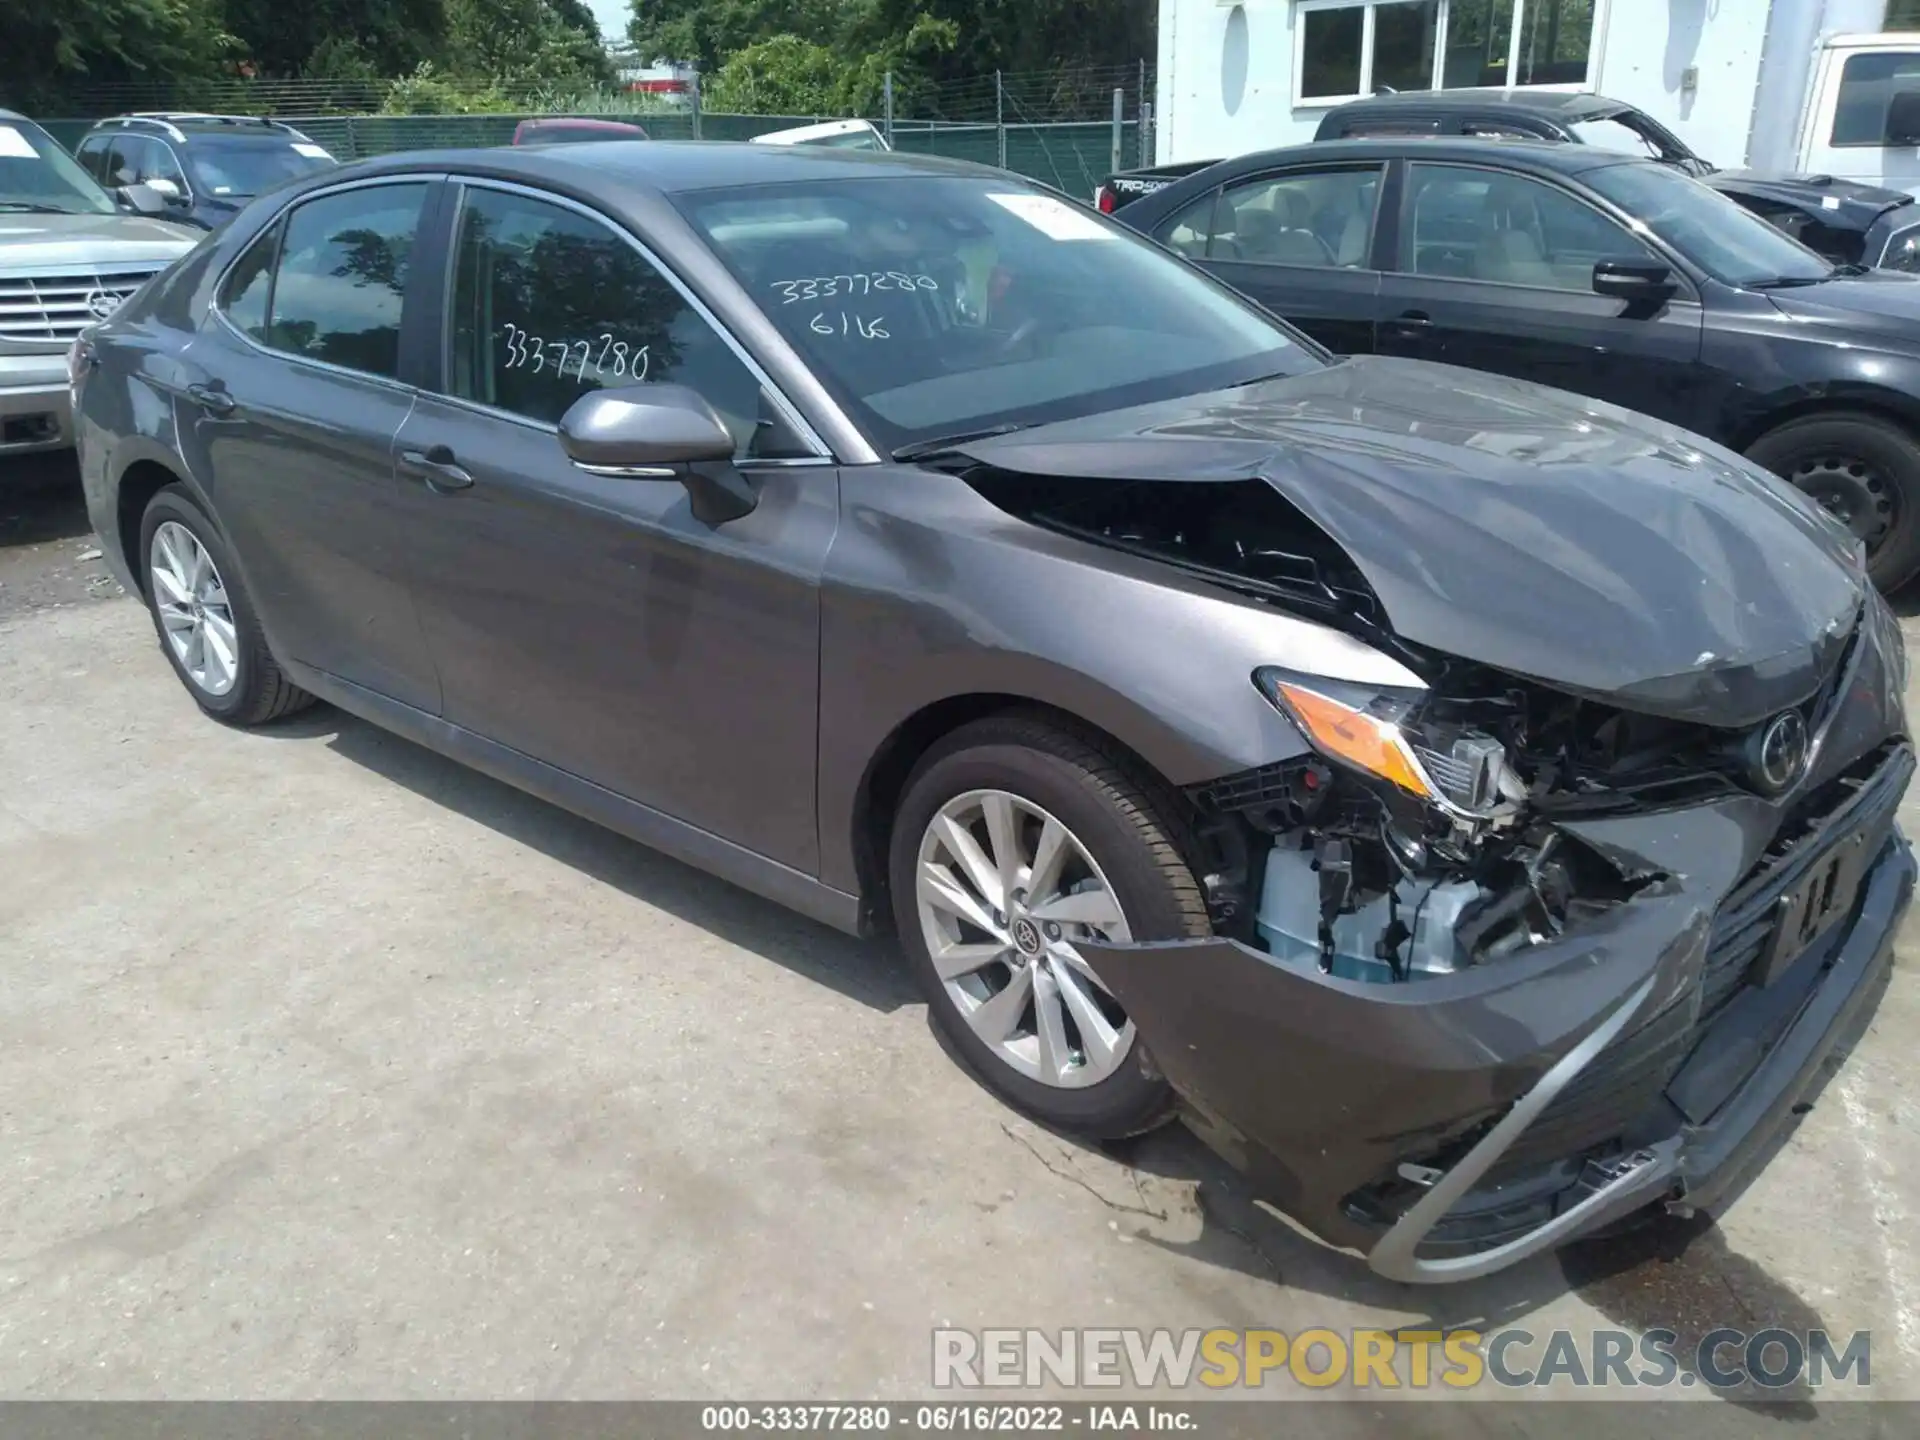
[4,462,1920,1421]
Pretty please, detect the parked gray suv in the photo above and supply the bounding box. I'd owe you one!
[0,110,197,457]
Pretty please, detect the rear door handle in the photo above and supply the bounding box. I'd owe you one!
[399,445,475,494]
[186,383,235,417]
[1389,309,1432,329]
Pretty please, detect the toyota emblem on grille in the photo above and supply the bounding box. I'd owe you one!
[84,290,124,321]
[1749,710,1811,794]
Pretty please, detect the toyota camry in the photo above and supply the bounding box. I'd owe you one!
[72,143,1914,1282]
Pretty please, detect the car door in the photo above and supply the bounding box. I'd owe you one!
[175,178,442,714]
[1151,163,1387,355]
[390,179,838,873]
[1377,161,1706,426]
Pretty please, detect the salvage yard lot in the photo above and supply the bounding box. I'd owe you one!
[5,460,1920,1413]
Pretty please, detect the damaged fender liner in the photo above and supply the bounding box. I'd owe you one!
[1083,817,1915,1282]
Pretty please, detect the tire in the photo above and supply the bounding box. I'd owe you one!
[1745,411,1920,591]
[889,713,1210,1139]
[138,485,314,726]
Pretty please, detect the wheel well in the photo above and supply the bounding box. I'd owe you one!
[849,694,1183,934]
[114,460,183,595]
[1732,396,1920,456]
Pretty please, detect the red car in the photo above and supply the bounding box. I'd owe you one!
[510,117,649,146]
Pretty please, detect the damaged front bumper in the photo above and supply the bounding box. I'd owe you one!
[1087,744,1916,1283]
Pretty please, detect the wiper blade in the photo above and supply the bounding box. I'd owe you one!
[0,203,77,214]
[1749,274,1831,289]
[892,423,1032,462]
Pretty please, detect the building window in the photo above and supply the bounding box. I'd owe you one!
[1296,0,1597,106]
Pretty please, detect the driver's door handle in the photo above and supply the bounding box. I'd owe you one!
[399,445,475,494]
[1389,309,1432,329]
[186,383,235,417]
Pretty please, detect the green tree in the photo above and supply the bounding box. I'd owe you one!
[0,0,235,110]
[444,0,613,89]
[219,0,447,79]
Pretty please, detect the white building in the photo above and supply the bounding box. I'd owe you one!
[1155,0,1909,171]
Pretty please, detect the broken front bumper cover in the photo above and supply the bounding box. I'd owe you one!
[1086,747,1916,1284]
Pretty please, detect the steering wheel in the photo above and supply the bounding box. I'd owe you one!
[995,316,1043,359]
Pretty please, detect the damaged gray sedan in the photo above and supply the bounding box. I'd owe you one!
[72,144,1914,1283]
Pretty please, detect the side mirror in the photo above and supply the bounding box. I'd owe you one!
[558,384,757,524]
[144,177,186,203]
[1889,89,1920,146]
[1592,258,1677,303]
[115,183,169,216]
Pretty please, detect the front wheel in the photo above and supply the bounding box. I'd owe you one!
[1746,412,1920,591]
[889,715,1211,1138]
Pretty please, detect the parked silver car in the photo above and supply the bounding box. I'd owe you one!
[0,109,197,457]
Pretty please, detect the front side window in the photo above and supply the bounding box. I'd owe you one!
[1882,223,1920,273]
[1402,164,1657,290]
[1832,51,1920,147]
[1199,168,1384,268]
[76,137,111,183]
[1583,161,1831,287]
[677,176,1313,454]
[447,185,783,455]
[264,183,428,379]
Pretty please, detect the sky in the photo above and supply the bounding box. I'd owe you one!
[586,0,629,44]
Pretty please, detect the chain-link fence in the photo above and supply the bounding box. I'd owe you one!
[34,65,1157,198]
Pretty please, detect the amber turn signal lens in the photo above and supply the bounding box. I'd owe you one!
[1271,681,1435,802]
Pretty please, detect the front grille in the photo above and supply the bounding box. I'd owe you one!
[1489,741,1910,1185]
[1700,742,1910,1015]
[0,266,159,343]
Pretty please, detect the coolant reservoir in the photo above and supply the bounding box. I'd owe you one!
[1255,840,1482,982]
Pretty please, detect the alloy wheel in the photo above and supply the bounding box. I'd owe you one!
[149,520,239,698]
[914,788,1136,1089]
[1790,453,1898,554]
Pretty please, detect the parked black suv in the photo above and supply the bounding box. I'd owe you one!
[1119,136,1920,589]
[75,114,337,230]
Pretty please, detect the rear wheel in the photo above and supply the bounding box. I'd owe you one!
[889,715,1210,1138]
[1746,411,1920,590]
[139,486,313,726]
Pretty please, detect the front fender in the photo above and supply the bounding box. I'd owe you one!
[814,467,1415,898]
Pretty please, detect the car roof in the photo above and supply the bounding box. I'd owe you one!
[85,113,309,142]
[1193,135,1645,177]
[1327,90,1638,123]
[519,117,645,130]
[333,140,1000,193]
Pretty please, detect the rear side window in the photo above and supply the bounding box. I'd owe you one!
[264,183,429,379]
[219,219,281,340]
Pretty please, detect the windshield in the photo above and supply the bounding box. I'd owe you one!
[0,120,115,214]
[676,176,1312,451]
[1584,160,1832,286]
[186,138,334,198]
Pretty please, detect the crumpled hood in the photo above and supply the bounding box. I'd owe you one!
[959,356,1864,727]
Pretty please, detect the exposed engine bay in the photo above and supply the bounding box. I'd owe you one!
[967,468,1848,983]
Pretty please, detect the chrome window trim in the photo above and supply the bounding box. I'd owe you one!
[446,175,836,462]
[207,173,444,397]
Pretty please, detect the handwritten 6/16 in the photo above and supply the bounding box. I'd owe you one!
[501,323,651,382]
